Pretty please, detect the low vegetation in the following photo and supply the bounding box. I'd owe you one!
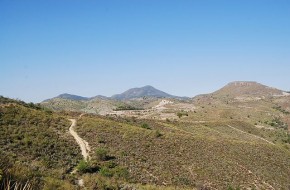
[0,97,81,189]
[2,87,290,189]
[75,115,290,189]
[273,105,290,114]
[177,111,189,118]
[114,105,143,111]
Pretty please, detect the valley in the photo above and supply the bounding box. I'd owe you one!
[1,81,290,189]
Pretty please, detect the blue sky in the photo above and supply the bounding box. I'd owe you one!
[1,0,290,102]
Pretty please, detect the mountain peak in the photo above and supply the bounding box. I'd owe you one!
[142,85,155,89]
[111,85,179,100]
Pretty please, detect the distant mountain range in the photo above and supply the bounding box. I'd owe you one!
[44,85,187,102]
[43,81,290,104]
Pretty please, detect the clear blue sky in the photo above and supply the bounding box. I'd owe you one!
[1,0,290,103]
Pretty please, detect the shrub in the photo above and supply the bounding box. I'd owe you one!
[43,177,74,190]
[95,147,108,161]
[114,167,129,180]
[99,167,113,177]
[154,130,162,138]
[177,112,183,118]
[141,123,151,129]
[114,105,143,111]
[77,160,90,173]
[177,112,188,118]
[104,161,117,169]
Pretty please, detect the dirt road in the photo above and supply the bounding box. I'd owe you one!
[227,125,275,145]
[69,119,91,161]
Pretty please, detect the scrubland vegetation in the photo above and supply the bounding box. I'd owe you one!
[75,114,290,189]
[0,96,81,189]
[1,83,290,190]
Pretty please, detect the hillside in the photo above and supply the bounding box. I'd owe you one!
[44,93,89,101]
[74,115,290,189]
[2,81,290,189]
[212,81,287,99]
[0,96,82,189]
[1,94,290,189]
[191,81,290,131]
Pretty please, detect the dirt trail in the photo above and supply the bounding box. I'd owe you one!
[69,118,91,161]
[227,125,275,145]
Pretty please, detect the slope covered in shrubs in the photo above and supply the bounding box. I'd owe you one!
[0,96,82,189]
[75,115,290,189]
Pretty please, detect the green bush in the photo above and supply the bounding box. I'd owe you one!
[154,130,162,138]
[99,167,113,177]
[177,112,188,118]
[77,160,90,173]
[114,167,129,180]
[104,161,117,169]
[141,123,151,129]
[95,147,108,161]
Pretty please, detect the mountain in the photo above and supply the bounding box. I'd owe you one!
[212,81,286,98]
[43,85,185,102]
[44,93,89,101]
[111,85,181,100]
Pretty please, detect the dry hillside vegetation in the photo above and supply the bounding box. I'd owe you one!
[0,97,82,189]
[74,115,290,189]
[2,82,290,189]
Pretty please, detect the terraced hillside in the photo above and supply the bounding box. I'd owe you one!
[74,115,290,189]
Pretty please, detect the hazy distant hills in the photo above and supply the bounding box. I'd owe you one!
[44,85,186,102]
[44,82,288,103]
[41,81,290,115]
[41,85,187,114]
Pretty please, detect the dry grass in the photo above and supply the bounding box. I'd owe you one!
[75,115,290,189]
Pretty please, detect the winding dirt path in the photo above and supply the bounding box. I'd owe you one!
[69,118,91,161]
[227,125,275,145]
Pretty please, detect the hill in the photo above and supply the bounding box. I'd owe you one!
[74,115,290,189]
[41,85,188,114]
[44,93,89,101]
[212,81,287,99]
[111,85,182,100]
[0,96,82,189]
[1,93,290,189]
